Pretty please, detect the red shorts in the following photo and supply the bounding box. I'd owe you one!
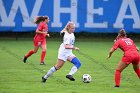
[122,52,140,65]
[34,38,46,46]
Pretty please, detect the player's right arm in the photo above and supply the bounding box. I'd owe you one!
[36,29,49,37]
[107,40,119,60]
[36,29,47,34]
[36,22,48,36]
[60,29,67,37]
[107,48,116,59]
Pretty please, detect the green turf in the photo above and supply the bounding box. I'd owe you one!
[0,38,140,93]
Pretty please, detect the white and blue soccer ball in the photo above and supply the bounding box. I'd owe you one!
[82,74,92,83]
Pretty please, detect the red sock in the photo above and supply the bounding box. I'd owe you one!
[25,50,34,58]
[40,51,46,63]
[134,68,140,78]
[115,70,121,86]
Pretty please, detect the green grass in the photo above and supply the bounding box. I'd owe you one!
[0,38,140,93]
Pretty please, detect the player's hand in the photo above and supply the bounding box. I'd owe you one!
[106,55,110,60]
[47,33,50,37]
[60,32,65,37]
[60,29,66,36]
[73,47,79,51]
[43,32,49,37]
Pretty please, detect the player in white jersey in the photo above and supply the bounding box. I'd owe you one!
[41,21,81,82]
[58,30,75,61]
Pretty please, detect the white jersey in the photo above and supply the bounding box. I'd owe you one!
[58,31,75,61]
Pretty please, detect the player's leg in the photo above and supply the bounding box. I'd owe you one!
[133,63,140,78]
[23,46,39,63]
[67,55,81,75]
[66,55,81,81]
[42,59,65,83]
[40,42,46,65]
[115,61,128,87]
[132,53,140,79]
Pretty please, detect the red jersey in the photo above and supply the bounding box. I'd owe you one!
[113,37,138,56]
[34,22,48,41]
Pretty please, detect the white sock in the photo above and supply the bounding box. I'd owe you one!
[44,66,57,79]
[69,66,78,75]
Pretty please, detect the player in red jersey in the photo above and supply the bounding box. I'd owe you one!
[23,16,50,65]
[107,29,140,87]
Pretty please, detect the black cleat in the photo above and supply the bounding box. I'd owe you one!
[114,85,120,88]
[40,62,46,65]
[23,56,27,63]
[66,75,75,81]
[41,77,47,83]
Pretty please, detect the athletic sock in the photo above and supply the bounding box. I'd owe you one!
[69,66,78,75]
[44,66,57,79]
[115,70,121,86]
[134,68,140,78]
[41,51,46,63]
[25,50,34,58]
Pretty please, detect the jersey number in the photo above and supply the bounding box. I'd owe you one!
[125,41,132,45]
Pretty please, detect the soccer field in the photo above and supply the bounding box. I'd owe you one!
[0,38,140,93]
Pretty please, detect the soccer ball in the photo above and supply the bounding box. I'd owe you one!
[82,74,92,83]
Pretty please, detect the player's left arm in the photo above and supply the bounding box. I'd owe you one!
[132,40,139,52]
[136,47,139,52]
[64,44,79,50]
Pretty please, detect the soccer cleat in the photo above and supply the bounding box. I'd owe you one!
[40,62,46,65]
[41,77,47,83]
[114,85,120,88]
[66,75,75,81]
[23,56,27,63]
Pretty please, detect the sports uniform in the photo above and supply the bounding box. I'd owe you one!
[41,22,81,82]
[111,37,140,87]
[34,22,48,46]
[107,29,140,87]
[58,31,75,61]
[113,37,140,65]
[23,20,49,65]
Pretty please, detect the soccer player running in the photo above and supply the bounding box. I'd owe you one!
[23,16,50,65]
[107,29,140,87]
[41,21,81,82]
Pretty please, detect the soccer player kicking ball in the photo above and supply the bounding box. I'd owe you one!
[23,16,50,65]
[107,29,140,87]
[41,21,81,82]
